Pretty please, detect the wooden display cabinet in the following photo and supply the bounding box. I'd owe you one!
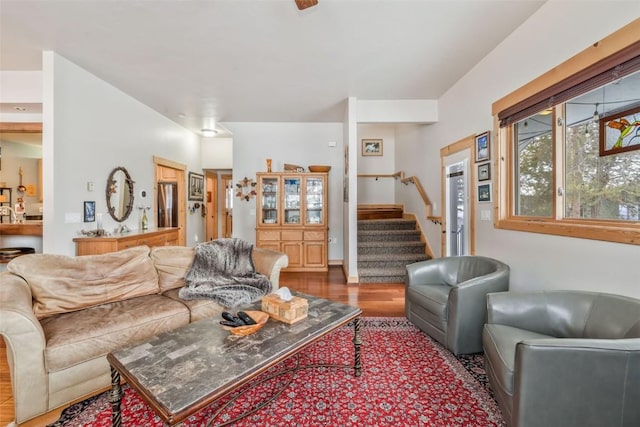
[256,172,328,271]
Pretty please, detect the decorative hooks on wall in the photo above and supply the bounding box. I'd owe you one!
[235,177,257,201]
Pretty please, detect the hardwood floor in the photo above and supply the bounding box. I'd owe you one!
[0,266,405,425]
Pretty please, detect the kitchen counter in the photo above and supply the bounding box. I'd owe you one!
[0,221,43,236]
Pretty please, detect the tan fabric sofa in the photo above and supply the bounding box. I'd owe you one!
[0,244,288,425]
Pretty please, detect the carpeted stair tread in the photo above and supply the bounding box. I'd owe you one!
[357,219,417,231]
[358,241,426,255]
[358,266,408,283]
[358,253,430,262]
[358,229,422,242]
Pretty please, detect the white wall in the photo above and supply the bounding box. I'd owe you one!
[357,124,396,204]
[222,122,344,261]
[43,52,204,255]
[201,137,233,169]
[395,3,640,298]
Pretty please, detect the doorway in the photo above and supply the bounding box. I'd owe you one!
[221,174,233,238]
[445,160,469,256]
[205,171,218,241]
[441,136,475,256]
[153,156,187,246]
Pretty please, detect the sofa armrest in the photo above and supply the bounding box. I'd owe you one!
[0,271,48,423]
[514,338,640,427]
[405,260,444,287]
[252,247,288,290]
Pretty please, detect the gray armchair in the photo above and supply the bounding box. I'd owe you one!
[483,291,640,427]
[405,255,509,355]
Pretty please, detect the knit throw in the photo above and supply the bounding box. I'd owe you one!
[178,238,272,308]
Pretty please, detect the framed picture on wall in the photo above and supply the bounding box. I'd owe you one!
[599,105,640,156]
[477,163,491,181]
[475,131,490,162]
[362,139,383,156]
[84,201,95,222]
[478,183,492,203]
[188,172,204,201]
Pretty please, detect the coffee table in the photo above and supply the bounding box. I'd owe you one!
[106,292,362,426]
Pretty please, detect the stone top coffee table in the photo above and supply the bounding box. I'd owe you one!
[106,292,362,426]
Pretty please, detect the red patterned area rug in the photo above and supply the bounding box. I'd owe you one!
[49,318,504,427]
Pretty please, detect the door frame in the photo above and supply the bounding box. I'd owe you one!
[439,135,477,256]
[153,156,187,246]
[221,174,233,238]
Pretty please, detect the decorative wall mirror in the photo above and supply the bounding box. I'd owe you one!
[106,166,134,222]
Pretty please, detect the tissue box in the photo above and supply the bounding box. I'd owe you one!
[261,294,308,324]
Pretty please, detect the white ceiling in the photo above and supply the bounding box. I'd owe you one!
[0,0,545,135]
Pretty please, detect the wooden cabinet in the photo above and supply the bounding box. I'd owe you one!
[256,172,328,272]
[73,228,179,256]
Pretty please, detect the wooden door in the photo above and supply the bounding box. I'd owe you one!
[221,174,233,238]
[206,171,218,241]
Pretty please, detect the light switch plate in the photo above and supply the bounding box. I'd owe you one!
[480,210,491,221]
[65,212,82,223]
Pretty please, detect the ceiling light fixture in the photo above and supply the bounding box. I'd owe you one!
[593,103,600,121]
[201,128,218,137]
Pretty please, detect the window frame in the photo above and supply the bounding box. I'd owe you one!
[492,20,640,246]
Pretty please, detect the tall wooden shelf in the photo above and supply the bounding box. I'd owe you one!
[256,172,328,272]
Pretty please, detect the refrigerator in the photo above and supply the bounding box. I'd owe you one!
[157,182,178,228]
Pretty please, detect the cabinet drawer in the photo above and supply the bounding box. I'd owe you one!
[139,235,166,247]
[258,230,280,241]
[304,231,325,241]
[119,238,144,249]
[281,230,303,241]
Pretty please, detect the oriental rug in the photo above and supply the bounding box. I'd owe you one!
[49,317,504,427]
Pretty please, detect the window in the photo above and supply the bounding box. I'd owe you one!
[514,112,554,217]
[493,22,640,245]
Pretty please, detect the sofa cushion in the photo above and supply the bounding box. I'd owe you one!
[163,288,225,322]
[483,324,553,396]
[150,246,195,293]
[7,246,160,319]
[40,294,190,372]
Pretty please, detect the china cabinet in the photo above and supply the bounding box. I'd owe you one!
[256,172,328,271]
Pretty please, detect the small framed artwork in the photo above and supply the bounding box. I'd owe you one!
[477,163,491,181]
[475,131,490,163]
[188,172,205,201]
[599,105,640,156]
[362,139,383,156]
[478,183,492,203]
[83,201,95,222]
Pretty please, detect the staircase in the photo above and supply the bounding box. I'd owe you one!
[357,217,431,283]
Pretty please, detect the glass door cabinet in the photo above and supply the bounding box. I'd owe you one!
[256,172,328,271]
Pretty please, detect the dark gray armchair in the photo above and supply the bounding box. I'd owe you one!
[483,291,640,427]
[405,255,509,355]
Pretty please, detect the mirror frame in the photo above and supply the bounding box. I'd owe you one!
[106,166,135,222]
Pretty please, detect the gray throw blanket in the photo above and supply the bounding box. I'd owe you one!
[178,238,272,308]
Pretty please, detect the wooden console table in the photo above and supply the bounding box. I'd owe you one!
[73,228,179,256]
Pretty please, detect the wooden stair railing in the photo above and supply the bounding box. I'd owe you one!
[357,171,405,180]
[401,175,442,225]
